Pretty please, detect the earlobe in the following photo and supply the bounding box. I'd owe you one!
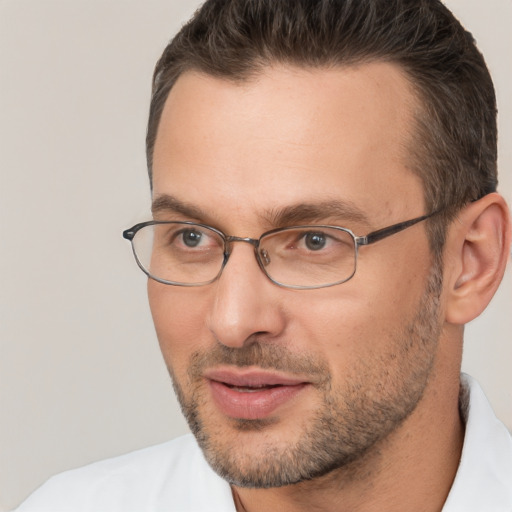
[445,193,511,325]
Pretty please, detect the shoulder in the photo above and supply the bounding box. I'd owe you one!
[15,434,235,512]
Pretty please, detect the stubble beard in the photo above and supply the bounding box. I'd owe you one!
[168,265,443,488]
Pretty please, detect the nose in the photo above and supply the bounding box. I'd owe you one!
[206,242,286,348]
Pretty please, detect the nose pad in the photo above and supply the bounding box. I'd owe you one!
[260,249,271,266]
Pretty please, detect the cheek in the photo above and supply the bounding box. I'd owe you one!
[357,240,433,319]
[288,254,431,372]
[148,281,210,373]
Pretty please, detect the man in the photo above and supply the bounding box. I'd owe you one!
[16,0,511,511]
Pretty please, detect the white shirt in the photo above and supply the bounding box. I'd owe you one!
[15,374,512,512]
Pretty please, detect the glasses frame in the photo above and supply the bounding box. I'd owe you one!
[122,211,439,290]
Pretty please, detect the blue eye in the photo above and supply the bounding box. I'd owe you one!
[304,232,327,251]
[181,229,203,247]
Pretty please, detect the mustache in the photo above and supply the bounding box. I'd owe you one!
[187,340,330,382]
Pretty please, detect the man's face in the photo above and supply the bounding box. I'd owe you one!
[149,63,442,486]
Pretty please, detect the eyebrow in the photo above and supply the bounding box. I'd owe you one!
[152,194,209,220]
[263,200,370,228]
[152,194,370,228]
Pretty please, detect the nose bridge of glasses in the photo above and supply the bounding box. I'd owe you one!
[223,236,270,267]
[225,235,260,247]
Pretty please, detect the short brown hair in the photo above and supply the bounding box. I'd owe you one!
[146,0,497,249]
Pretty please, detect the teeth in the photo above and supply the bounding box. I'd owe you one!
[235,387,263,393]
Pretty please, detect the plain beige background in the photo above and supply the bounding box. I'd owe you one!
[0,1,510,510]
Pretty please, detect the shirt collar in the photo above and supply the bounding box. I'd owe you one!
[442,373,512,511]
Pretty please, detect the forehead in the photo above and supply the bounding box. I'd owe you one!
[152,63,424,228]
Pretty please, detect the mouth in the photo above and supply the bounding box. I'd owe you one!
[222,383,284,392]
[203,367,309,420]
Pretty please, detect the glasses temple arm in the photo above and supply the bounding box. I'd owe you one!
[357,212,439,246]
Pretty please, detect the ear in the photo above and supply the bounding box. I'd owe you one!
[444,193,511,325]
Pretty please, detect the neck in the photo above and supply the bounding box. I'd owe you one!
[232,368,464,512]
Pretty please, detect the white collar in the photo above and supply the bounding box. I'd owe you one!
[442,373,512,511]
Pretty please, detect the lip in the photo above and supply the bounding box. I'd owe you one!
[204,367,309,420]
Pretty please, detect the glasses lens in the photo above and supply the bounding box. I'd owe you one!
[131,223,225,285]
[259,226,356,288]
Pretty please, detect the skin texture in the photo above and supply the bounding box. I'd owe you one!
[148,63,510,511]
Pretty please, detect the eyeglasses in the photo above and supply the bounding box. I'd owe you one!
[122,212,438,290]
